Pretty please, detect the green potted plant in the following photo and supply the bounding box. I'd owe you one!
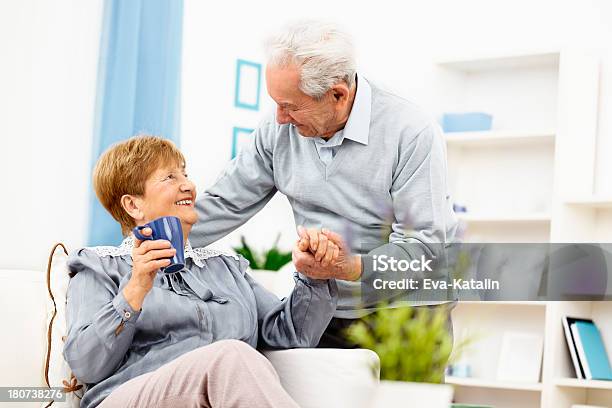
[346,304,472,405]
[232,234,294,295]
[233,234,292,271]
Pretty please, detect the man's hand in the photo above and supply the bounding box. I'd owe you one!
[123,227,175,311]
[297,226,339,266]
[293,226,362,281]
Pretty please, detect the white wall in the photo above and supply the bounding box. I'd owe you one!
[0,0,102,270]
[2,0,612,270]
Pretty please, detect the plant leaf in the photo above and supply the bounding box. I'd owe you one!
[232,236,261,269]
[344,305,469,383]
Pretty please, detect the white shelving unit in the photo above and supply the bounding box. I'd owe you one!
[444,130,555,148]
[436,51,560,73]
[449,301,612,408]
[562,196,612,241]
[565,196,612,209]
[446,376,543,392]
[436,50,612,408]
[457,213,552,224]
[554,378,612,391]
[439,49,563,243]
[458,301,547,307]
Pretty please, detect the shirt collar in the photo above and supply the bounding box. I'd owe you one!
[120,235,205,268]
[314,129,344,147]
[342,73,371,146]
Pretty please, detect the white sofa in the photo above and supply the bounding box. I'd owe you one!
[0,247,380,408]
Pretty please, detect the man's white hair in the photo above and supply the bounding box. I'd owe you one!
[265,20,356,100]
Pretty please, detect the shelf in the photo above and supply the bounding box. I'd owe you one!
[444,130,555,148]
[436,51,560,73]
[446,376,543,391]
[457,213,551,224]
[565,196,612,209]
[554,378,612,390]
[458,301,547,307]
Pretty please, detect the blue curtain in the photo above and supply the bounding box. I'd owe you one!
[88,0,184,246]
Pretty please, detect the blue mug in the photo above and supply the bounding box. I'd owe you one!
[132,216,185,274]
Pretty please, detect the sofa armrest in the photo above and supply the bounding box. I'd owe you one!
[263,348,380,408]
[0,270,47,388]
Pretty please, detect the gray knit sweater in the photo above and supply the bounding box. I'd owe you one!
[191,77,458,317]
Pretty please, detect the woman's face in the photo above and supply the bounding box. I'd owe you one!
[139,163,198,231]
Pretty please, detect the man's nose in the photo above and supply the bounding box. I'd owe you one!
[276,105,291,124]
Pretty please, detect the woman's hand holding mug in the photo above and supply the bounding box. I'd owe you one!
[123,227,176,311]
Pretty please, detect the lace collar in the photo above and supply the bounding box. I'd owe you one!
[88,235,239,267]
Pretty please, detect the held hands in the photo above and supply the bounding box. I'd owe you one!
[292,226,362,281]
[123,227,175,311]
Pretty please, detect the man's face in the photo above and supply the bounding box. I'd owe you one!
[266,64,339,137]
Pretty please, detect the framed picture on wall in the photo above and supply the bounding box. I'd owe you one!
[234,59,262,111]
[231,126,255,159]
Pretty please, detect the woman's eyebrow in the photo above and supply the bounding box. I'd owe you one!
[154,169,174,179]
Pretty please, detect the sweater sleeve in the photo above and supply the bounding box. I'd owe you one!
[190,120,278,247]
[238,256,338,348]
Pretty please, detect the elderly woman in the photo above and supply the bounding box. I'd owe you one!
[64,136,339,408]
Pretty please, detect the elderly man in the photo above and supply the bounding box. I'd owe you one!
[191,21,458,347]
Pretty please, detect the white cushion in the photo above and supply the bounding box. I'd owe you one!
[264,348,380,408]
[44,244,83,407]
[248,262,296,298]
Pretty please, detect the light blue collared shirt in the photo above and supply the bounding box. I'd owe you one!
[313,74,371,166]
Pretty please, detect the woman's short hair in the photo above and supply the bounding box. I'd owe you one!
[93,135,185,235]
[265,20,356,100]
